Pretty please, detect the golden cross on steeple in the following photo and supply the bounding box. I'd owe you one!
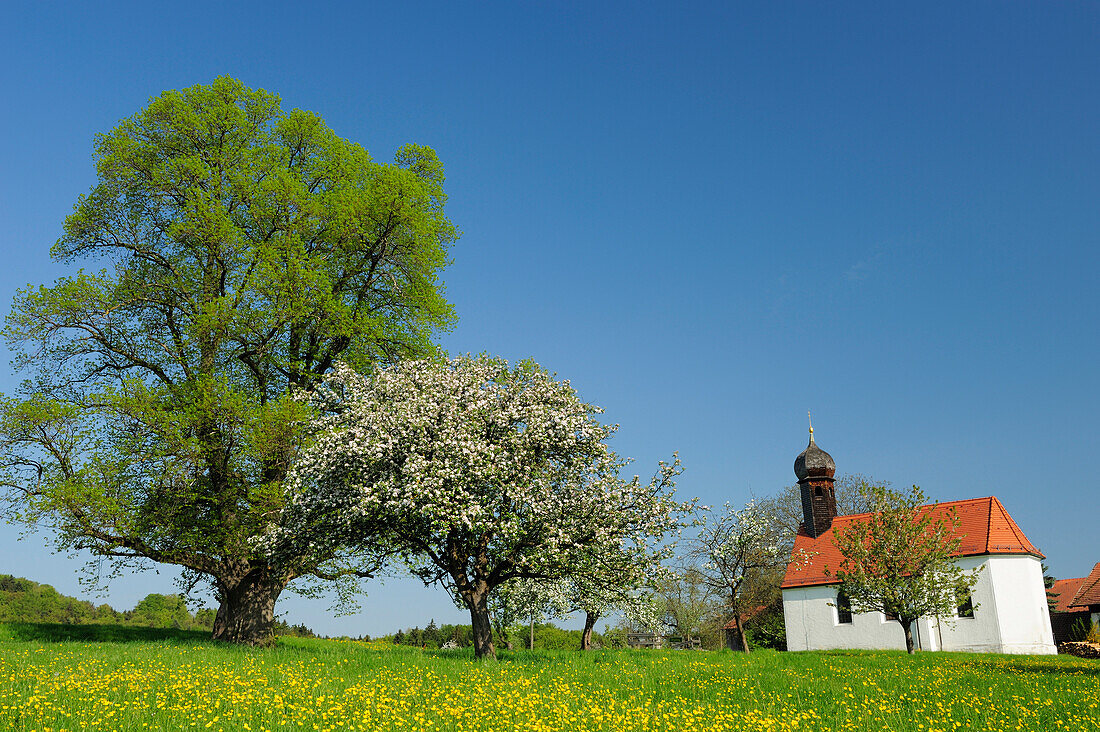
[808,411,814,443]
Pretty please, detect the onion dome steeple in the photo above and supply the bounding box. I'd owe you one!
[794,420,836,481]
[795,414,838,538]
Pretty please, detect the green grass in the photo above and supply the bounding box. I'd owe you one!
[0,623,1096,731]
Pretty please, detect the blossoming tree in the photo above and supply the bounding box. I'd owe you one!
[537,550,672,650]
[273,356,697,658]
[691,500,791,651]
[487,577,549,650]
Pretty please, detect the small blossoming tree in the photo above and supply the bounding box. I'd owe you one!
[533,553,671,650]
[830,485,982,654]
[488,578,550,650]
[691,500,791,652]
[273,356,696,659]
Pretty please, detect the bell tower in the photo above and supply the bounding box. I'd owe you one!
[794,415,837,538]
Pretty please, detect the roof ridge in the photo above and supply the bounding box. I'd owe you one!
[832,495,995,522]
[996,497,1026,545]
[1071,561,1100,607]
[984,496,994,554]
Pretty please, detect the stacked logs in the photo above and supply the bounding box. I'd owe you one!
[1058,641,1100,659]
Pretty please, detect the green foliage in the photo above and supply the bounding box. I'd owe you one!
[690,500,789,651]
[743,601,787,651]
[386,621,611,650]
[0,76,457,642]
[600,624,628,649]
[831,486,982,654]
[696,618,726,651]
[0,575,111,625]
[0,574,215,630]
[1068,617,1100,644]
[127,593,194,629]
[0,622,212,643]
[658,566,720,643]
[1042,563,1060,612]
[423,618,441,648]
[528,623,589,650]
[391,624,457,648]
[271,620,317,638]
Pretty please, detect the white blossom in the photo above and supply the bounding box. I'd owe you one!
[265,355,697,657]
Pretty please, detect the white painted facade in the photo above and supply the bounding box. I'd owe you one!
[783,554,1057,654]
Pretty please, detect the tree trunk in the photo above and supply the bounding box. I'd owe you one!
[493,623,514,651]
[732,613,749,652]
[467,590,496,660]
[211,569,287,645]
[580,610,600,651]
[901,619,916,654]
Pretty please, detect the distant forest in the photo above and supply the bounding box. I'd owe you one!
[0,575,314,636]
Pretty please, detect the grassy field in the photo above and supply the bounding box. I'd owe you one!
[0,623,1097,731]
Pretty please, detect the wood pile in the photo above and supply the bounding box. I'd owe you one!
[1058,641,1100,659]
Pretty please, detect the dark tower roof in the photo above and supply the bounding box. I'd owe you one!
[794,427,835,482]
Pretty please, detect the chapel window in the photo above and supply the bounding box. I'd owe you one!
[836,592,853,624]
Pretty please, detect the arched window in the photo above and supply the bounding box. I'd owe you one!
[836,592,853,624]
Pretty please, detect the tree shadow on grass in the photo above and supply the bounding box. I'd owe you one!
[0,622,212,644]
[965,656,1100,677]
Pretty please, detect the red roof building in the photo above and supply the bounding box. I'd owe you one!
[1046,562,1100,644]
[782,496,1044,590]
[1049,577,1088,614]
[780,428,1056,655]
[1070,562,1100,610]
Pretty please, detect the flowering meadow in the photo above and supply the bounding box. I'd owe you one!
[0,627,1096,732]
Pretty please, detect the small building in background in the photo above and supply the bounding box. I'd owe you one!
[780,428,1057,655]
[1048,562,1100,643]
[721,606,767,651]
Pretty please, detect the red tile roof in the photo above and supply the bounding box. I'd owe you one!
[781,496,1043,589]
[721,605,768,629]
[1070,562,1100,609]
[1048,577,1088,613]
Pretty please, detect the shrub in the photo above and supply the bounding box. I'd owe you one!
[1068,617,1093,642]
[745,606,787,651]
[601,625,628,649]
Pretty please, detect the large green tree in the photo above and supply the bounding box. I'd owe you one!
[0,77,457,644]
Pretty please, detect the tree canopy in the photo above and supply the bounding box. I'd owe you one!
[829,485,982,654]
[0,76,457,644]
[690,500,789,652]
[274,356,696,659]
[0,574,214,629]
[757,474,884,552]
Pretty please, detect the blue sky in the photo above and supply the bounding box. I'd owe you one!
[1,2,1098,636]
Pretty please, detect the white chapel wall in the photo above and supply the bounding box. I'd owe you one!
[783,585,908,652]
[783,554,1056,654]
[985,555,1056,654]
[934,555,1003,652]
